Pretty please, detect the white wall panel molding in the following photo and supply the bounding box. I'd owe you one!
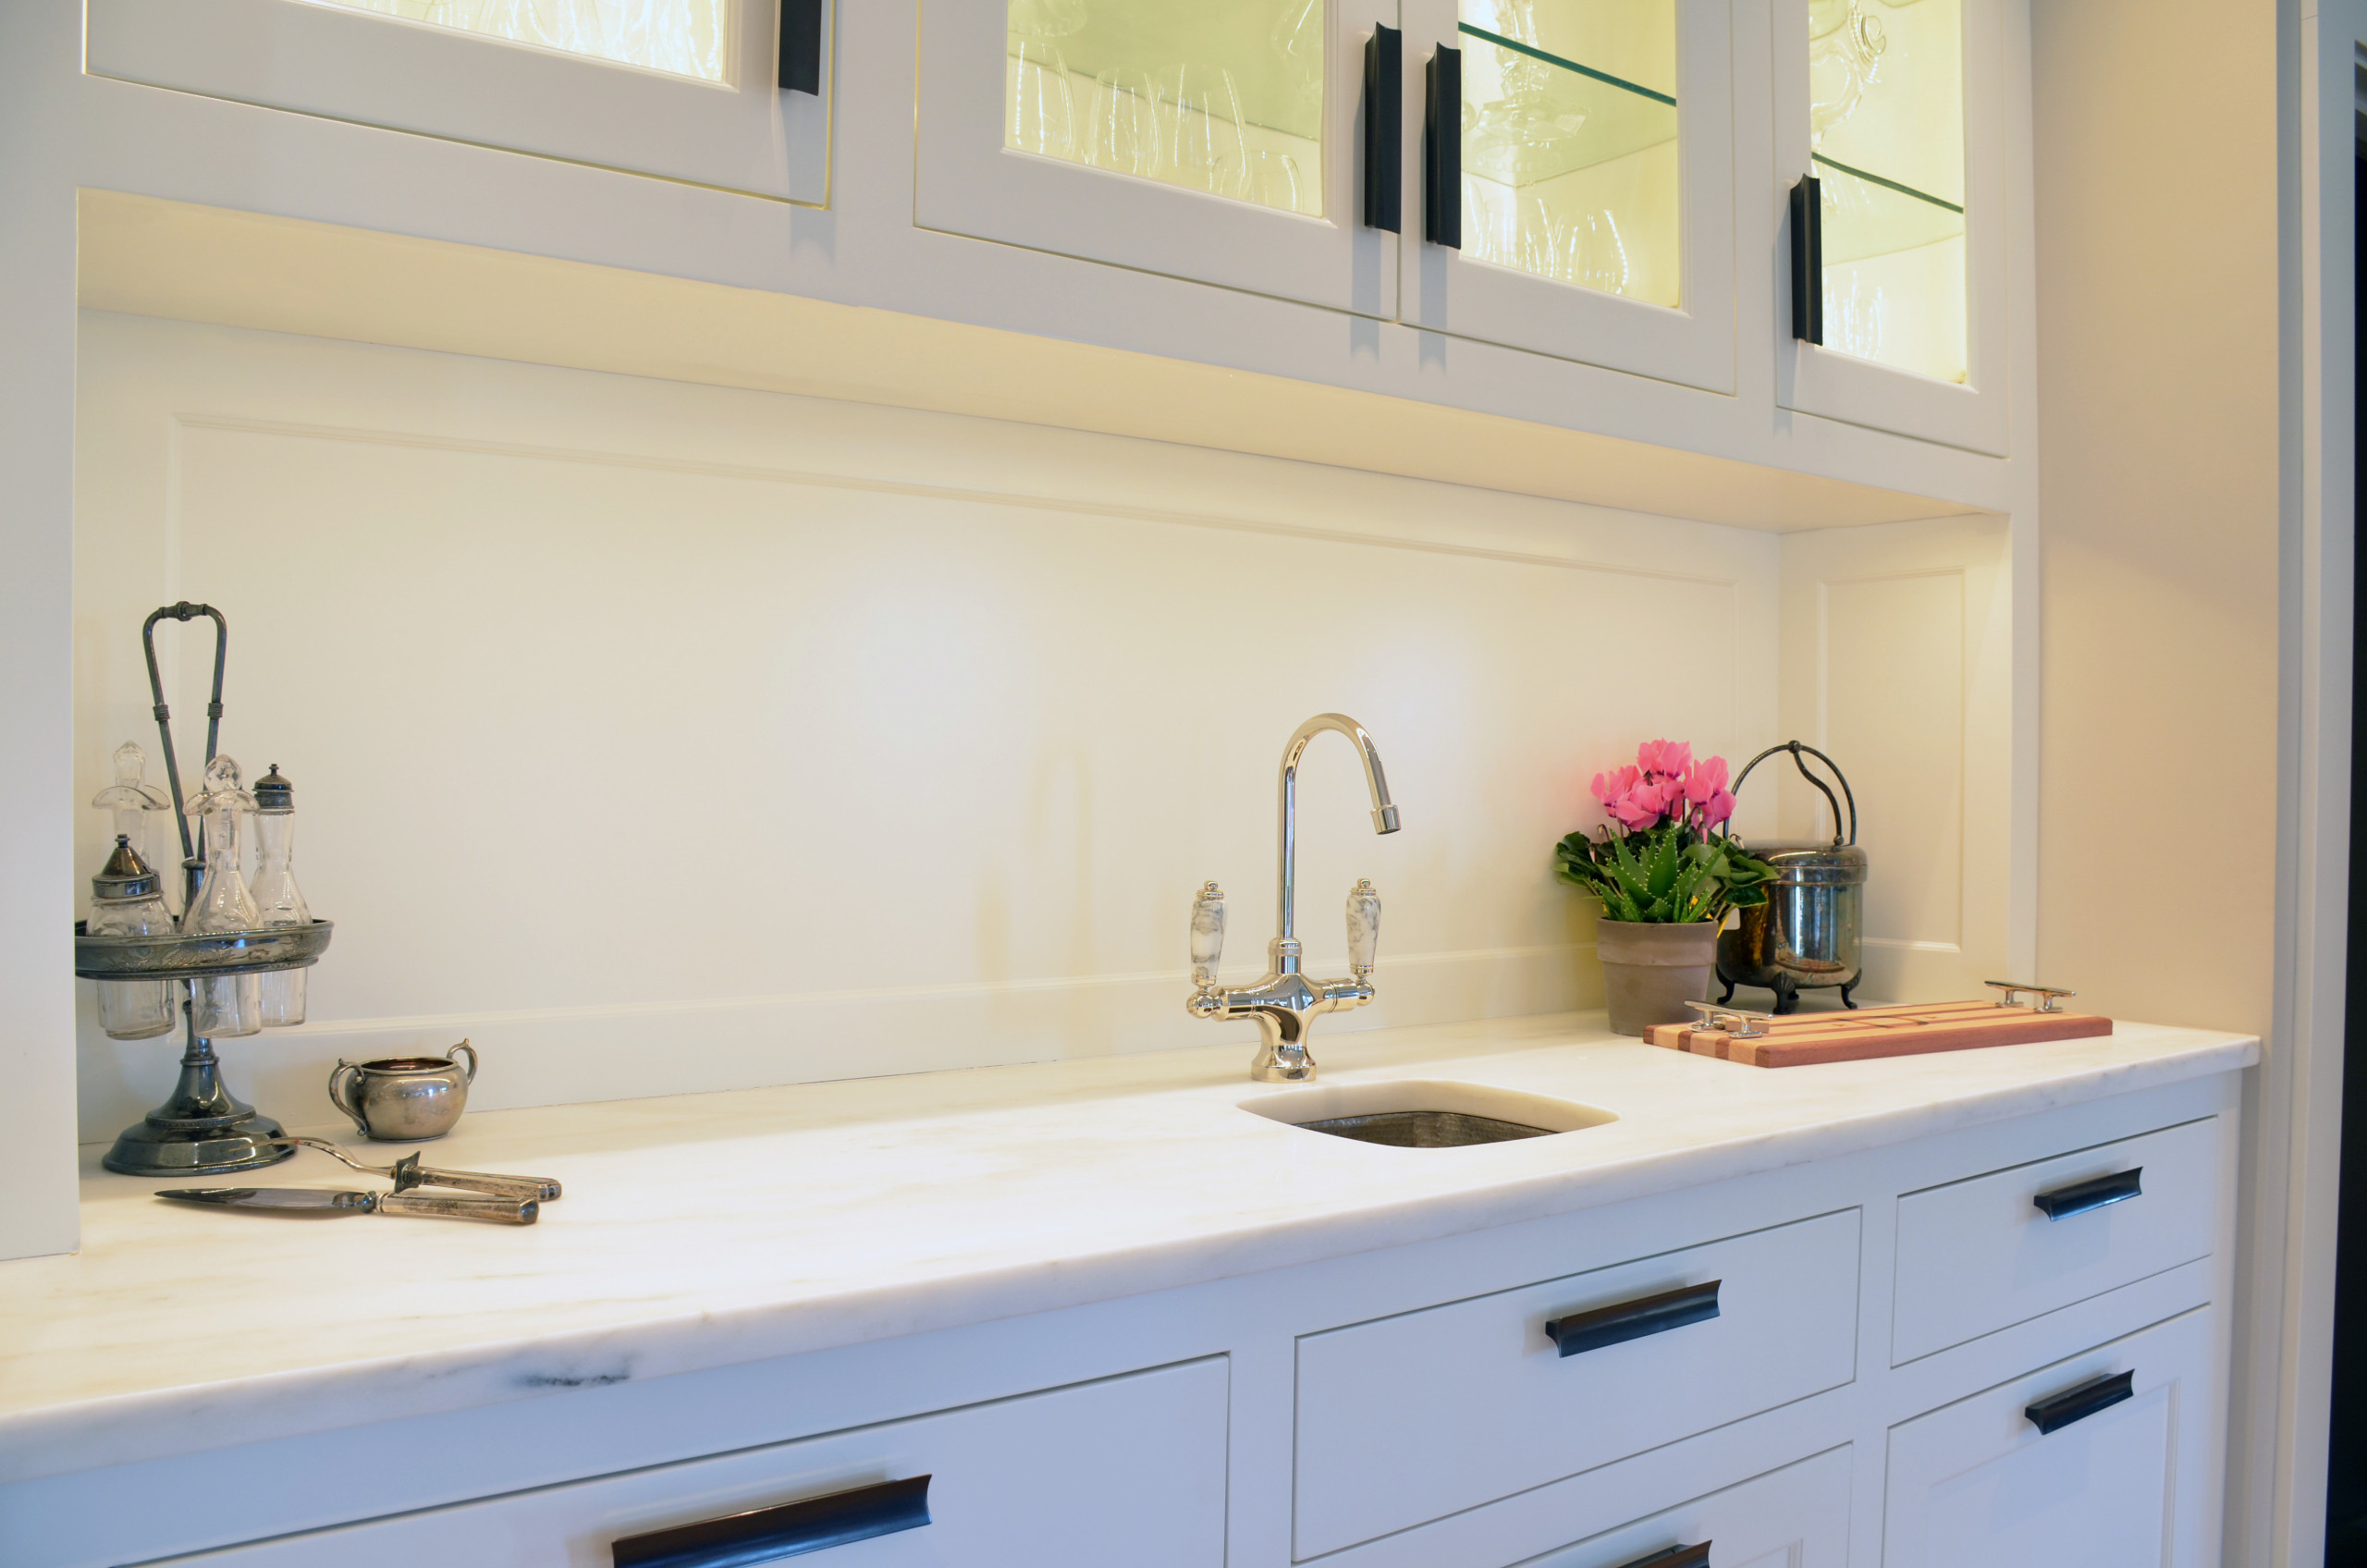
[76,944,1596,1144]
[72,313,1779,1139]
[1777,515,2010,1002]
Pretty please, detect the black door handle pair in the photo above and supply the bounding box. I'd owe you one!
[1361,28,1460,245]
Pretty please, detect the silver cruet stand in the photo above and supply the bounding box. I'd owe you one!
[76,603,335,1177]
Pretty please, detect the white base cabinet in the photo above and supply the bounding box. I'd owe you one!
[1883,1308,2223,1568]
[7,1072,2239,1568]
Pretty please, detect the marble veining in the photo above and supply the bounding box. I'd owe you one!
[0,1011,2255,1485]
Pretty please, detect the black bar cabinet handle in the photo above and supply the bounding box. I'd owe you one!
[1789,174,1821,343]
[779,0,823,95]
[1545,1280,1720,1357]
[613,1475,930,1568]
[2025,1369,2135,1435]
[1614,1543,1713,1568]
[2032,1167,2143,1220]
[1423,43,1461,248]
[1364,26,1404,232]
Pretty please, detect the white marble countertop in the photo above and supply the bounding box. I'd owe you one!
[0,1010,2256,1484]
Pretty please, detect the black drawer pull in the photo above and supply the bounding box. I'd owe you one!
[2032,1167,2142,1220]
[613,1475,931,1568]
[779,0,823,96]
[1615,1543,1712,1568]
[2025,1370,2135,1435]
[1422,43,1461,248]
[1363,26,1404,232]
[1545,1280,1721,1358]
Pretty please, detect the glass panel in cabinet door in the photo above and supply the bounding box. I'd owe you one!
[1457,0,1679,307]
[1810,0,1965,382]
[87,0,826,202]
[298,0,728,80]
[1005,0,1327,216]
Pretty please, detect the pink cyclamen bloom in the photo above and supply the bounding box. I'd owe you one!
[1684,754,1730,805]
[1654,740,1693,778]
[1613,783,1664,831]
[1634,739,1669,778]
[1703,788,1735,827]
[1591,765,1640,806]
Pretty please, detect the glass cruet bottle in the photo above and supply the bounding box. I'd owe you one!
[91,741,173,880]
[250,764,311,1027]
[180,753,263,1038]
[88,835,178,1040]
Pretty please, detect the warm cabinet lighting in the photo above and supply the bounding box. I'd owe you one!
[1809,0,1966,382]
[1459,0,1681,309]
[1004,0,1327,216]
[302,0,728,81]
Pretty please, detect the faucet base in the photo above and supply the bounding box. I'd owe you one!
[1249,1047,1318,1084]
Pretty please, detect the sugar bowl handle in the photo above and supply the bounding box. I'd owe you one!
[326,1060,369,1136]
[449,1039,479,1083]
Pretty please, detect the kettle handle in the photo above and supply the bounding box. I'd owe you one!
[1731,741,1858,847]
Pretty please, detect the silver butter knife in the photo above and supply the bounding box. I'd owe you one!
[158,1186,538,1225]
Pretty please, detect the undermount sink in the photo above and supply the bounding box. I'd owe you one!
[1240,1079,1617,1147]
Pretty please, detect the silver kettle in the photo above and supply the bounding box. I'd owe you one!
[1715,741,1868,1014]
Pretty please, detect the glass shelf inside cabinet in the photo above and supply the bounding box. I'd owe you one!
[299,0,727,80]
[1458,0,1680,308]
[1006,0,1326,217]
[1809,0,1967,382]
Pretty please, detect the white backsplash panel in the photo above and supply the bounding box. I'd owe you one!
[70,312,1784,1139]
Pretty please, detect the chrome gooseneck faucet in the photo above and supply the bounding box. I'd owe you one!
[1188,714,1400,1083]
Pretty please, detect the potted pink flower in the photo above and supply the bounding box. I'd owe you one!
[1555,741,1773,1035]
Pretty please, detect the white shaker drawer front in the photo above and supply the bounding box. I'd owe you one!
[1517,1444,1853,1568]
[1882,1307,2222,1568]
[1892,1118,2221,1365]
[158,1358,1229,1567]
[1293,1210,1861,1560]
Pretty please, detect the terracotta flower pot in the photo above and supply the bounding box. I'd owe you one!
[1595,920,1720,1036]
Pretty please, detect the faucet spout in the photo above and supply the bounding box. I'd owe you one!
[1279,714,1399,942]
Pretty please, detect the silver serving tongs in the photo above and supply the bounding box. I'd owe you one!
[271,1135,563,1203]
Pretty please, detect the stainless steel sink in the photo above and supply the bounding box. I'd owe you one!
[1240,1079,1616,1147]
[1290,1109,1554,1147]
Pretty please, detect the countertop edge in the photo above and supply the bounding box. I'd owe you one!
[0,1029,2259,1486]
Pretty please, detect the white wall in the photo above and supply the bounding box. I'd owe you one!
[2028,0,2287,1557]
[71,312,1788,1142]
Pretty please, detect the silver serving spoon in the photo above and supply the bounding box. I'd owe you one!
[270,1135,562,1203]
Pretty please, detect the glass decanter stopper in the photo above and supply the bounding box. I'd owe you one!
[181,754,262,1038]
[88,835,178,1040]
[250,765,311,1027]
[91,741,173,877]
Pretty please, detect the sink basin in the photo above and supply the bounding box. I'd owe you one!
[1240,1079,1617,1147]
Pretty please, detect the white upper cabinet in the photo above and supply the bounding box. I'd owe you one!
[86,0,832,202]
[915,0,1403,317]
[1773,0,2009,452]
[1399,0,1738,393]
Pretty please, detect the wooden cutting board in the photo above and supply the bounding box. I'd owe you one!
[1643,997,2113,1068]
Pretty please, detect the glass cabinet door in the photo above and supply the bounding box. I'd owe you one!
[1777,0,2006,452]
[919,0,1401,317]
[87,0,829,201]
[1457,0,1680,308]
[1400,0,1735,393]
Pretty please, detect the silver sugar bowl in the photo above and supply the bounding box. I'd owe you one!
[328,1042,479,1142]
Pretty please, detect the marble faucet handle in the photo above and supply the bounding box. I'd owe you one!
[1346,879,1380,979]
[1190,881,1226,987]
